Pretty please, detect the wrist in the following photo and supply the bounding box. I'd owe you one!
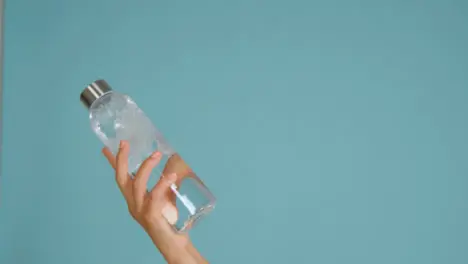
[158,239,200,264]
[147,226,197,263]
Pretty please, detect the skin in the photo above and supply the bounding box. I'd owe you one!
[102,140,208,264]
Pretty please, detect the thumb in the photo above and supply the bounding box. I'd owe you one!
[150,172,178,201]
[150,173,179,225]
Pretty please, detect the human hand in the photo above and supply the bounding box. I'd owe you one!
[102,140,207,264]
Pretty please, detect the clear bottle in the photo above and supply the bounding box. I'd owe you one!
[80,79,216,232]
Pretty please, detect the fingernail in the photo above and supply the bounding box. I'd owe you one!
[162,204,178,225]
[151,151,161,159]
[119,140,126,149]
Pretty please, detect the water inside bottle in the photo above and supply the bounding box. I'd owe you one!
[92,94,215,232]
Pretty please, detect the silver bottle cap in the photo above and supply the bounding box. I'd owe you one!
[80,79,113,109]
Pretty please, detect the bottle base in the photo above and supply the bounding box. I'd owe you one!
[174,202,216,233]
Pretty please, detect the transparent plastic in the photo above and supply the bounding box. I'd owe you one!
[88,91,215,232]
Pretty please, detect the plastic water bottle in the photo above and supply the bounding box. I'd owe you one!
[80,79,216,232]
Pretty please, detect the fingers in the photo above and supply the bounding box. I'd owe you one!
[116,141,131,187]
[105,141,176,226]
[150,173,179,224]
[162,203,179,225]
[150,173,178,201]
[103,146,132,194]
[133,151,162,209]
[102,143,134,203]
[102,147,117,169]
[161,154,190,206]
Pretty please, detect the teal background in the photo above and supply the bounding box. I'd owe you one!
[1,0,467,263]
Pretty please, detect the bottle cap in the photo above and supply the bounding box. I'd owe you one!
[80,79,113,109]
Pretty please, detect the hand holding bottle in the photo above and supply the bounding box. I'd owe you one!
[81,79,216,232]
[102,140,208,264]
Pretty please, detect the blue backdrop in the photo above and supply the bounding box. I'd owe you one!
[1,0,467,263]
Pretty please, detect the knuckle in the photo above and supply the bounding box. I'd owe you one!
[115,176,125,186]
[128,207,137,220]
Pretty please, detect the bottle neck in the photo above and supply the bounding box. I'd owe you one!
[88,91,115,112]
